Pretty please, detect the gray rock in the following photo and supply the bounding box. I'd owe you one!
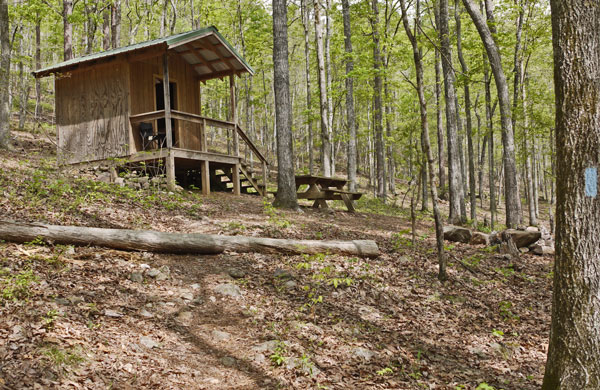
[283,280,297,289]
[213,283,242,298]
[274,268,294,280]
[220,356,237,367]
[104,309,123,318]
[286,357,321,377]
[211,330,231,342]
[147,268,161,278]
[176,311,193,325]
[501,229,542,248]
[139,336,160,349]
[353,347,376,361]
[519,247,529,253]
[140,308,153,318]
[115,177,125,187]
[155,272,168,281]
[443,225,472,244]
[228,268,246,279]
[129,272,144,283]
[470,232,490,245]
[181,292,194,301]
[252,340,279,354]
[530,244,555,256]
[55,298,71,306]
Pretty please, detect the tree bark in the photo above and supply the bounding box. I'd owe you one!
[0,0,10,149]
[455,2,476,223]
[103,6,111,50]
[63,0,74,60]
[400,0,446,281]
[313,0,331,177]
[341,0,357,192]
[0,221,380,258]
[111,0,121,49]
[34,14,41,121]
[371,0,386,200]
[462,0,521,228]
[543,1,600,387]
[437,0,465,224]
[272,0,299,210]
[301,0,315,176]
[324,0,335,175]
[434,49,446,198]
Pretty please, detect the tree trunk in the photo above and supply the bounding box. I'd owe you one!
[111,0,121,49]
[0,0,10,149]
[434,49,447,198]
[325,0,335,175]
[484,56,496,229]
[103,7,111,50]
[301,0,315,176]
[272,0,299,210]
[462,0,521,228]
[17,60,29,131]
[400,0,446,281]
[437,0,465,224]
[63,0,74,60]
[385,80,395,194]
[341,0,357,191]
[371,0,386,200]
[0,221,380,258]
[543,1,600,387]
[313,0,331,177]
[455,2,476,223]
[34,14,41,121]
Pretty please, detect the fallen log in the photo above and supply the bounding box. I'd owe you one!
[0,221,380,258]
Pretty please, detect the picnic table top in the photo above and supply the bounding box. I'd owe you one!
[295,174,349,187]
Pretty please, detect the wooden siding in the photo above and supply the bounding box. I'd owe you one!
[129,53,202,153]
[55,61,130,164]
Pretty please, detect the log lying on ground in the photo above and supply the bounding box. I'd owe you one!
[0,221,380,258]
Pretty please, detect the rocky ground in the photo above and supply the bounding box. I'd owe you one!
[0,132,553,389]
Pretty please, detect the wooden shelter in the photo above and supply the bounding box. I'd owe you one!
[34,26,268,196]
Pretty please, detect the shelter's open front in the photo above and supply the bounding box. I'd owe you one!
[34,26,268,196]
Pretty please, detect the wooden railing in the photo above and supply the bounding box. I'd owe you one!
[129,110,269,195]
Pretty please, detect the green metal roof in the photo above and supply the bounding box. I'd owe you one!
[34,26,254,78]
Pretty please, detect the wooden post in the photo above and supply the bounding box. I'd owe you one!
[262,161,268,197]
[200,118,207,152]
[201,161,210,195]
[230,74,239,156]
[232,163,241,195]
[163,53,176,191]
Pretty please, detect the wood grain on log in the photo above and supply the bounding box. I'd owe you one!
[0,221,379,258]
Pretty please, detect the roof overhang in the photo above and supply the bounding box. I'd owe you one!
[33,26,254,80]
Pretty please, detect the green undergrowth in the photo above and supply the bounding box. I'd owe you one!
[0,157,204,223]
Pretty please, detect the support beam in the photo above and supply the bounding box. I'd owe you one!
[262,161,268,197]
[201,160,210,195]
[200,118,207,152]
[163,53,176,191]
[232,163,241,195]
[230,74,239,156]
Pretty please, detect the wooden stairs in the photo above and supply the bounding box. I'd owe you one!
[210,162,266,196]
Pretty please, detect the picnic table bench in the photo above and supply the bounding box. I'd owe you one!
[295,175,362,212]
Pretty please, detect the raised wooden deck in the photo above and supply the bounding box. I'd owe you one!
[129,110,268,196]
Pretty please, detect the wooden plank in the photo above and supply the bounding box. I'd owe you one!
[201,160,210,195]
[129,110,166,123]
[232,164,241,196]
[172,148,241,165]
[236,124,268,165]
[230,75,239,156]
[163,53,176,191]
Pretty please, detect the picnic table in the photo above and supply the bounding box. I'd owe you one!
[295,175,363,212]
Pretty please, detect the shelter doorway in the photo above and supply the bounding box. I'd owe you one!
[155,78,177,146]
